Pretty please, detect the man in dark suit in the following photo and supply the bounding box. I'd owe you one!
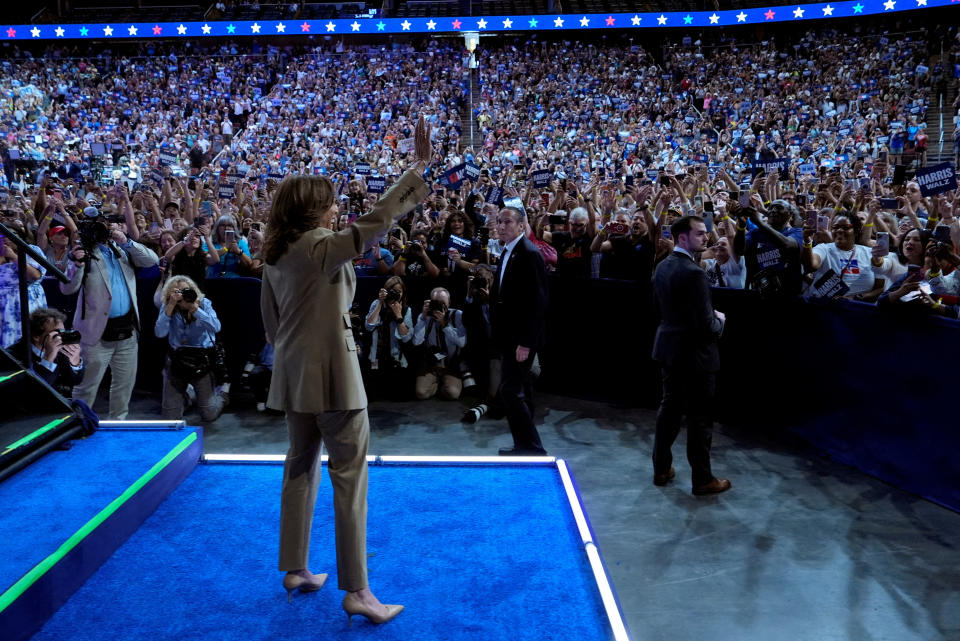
[652,215,731,495]
[10,308,85,397]
[490,206,549,456]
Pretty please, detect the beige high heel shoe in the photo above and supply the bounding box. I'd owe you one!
[283,570,328,603]
[342,593,404,626]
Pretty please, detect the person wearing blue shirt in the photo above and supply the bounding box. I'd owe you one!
[733,199,804,297]
[156,276,226,421]
[206,215,253,279]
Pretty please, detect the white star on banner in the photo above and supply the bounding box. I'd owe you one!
[55,26,65,36]
[822,4,834,15]
[580,16,590,26]
[657,14,667,24]
[477,18,487,29]
[401,19,411,30]
[201,24,211,34]
[793,6,805,17]
[736,11,748,21]
[351,21,360,31]
[103,25,113,35]
[277,22,287,32]
[326,21,336,31]
[709,13,719,23]
[128,25,137,35]
[883,0,895,8]
[631,15,641,25]
[916,0,926,5]
[426,19,436,29]
[554,17,564,27]
[31,26,41,37]
[251,23,261,33]
[502,18,513,28]
[177,24,187,34]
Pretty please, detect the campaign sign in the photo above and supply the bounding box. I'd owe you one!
[465,162,481,180]
[224,173,242,185]
[915,162,957,197]
[355,163,371,176]
[446,234,472,254]
[805,268,850,300]
[485,186,503,205]
[439,163,467,189]
[366,177,386,193]
[531,169,553,188]
[751,157,788,176]
[218,185,235,200]
[646,169,659,181]
[799,163,817,175]
[158,150,177,167]
[397,138,415,154]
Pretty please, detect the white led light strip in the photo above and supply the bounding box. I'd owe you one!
[99,420,186,427]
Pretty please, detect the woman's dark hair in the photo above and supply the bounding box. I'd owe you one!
[896,227,930,265]
[442,209,475,240]
[464,192,483,228]
[263,175,334,265]
[29,307,66,339]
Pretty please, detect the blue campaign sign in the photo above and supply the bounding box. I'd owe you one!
[158,150,177,166]
[531,169,553,188]
[799,163,817,175]
[485,186,503,205]
[446,234,473,254]
[354,163,371,175]
[464,162,481,180]
[915,162,957,197]
[751,157,787,176]
[366,176,386,193]
[439,163,467,188]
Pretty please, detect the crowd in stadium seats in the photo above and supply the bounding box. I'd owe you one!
[1,23,958,412]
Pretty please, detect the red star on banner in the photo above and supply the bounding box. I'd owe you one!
[301,22,310,31]
[5,28,14,37]
[605,15,615,25]
[764,9,775,18]
[152,25,162,35]
[452,19,462,29]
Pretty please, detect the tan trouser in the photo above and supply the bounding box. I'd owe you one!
[279,409,369,591]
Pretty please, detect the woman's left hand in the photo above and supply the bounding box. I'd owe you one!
[414,114,432,169]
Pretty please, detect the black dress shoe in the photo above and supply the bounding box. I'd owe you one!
[692,478,732,496]
[498,447,548,456]
[653,466,676,486]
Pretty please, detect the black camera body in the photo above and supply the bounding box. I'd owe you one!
[180,288,198,303]
[428,299,446,314]
[385,289,403,305]
[57,329,82,344]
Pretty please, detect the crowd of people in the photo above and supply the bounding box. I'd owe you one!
[0,22,958,418]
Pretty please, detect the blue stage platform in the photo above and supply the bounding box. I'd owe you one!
[0,428,626,641]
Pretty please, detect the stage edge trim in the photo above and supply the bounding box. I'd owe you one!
[203,454,557,465]
[556,459,631,641]
[0,430,198,614]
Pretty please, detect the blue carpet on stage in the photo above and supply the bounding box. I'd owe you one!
[31,462,610,641]
[0,428,196,593]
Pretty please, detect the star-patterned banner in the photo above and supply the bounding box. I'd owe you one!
[2,0,955,39]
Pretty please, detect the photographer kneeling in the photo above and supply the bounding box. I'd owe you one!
[156,276,226,421]
[364,276,415,400]
[412,287,468,401]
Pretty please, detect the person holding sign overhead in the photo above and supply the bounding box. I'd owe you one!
[260,115,432,625]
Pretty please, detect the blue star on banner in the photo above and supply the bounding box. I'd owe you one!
[0,3,955,40]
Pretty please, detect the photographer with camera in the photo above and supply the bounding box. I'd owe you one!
[61,205,159,419]
[9,308,84,397]
[412,287,467,401]
[156,276,226,421]
[392,230,440,280]
[461,264,501,424]
[364,276,415,399]
[734,198,805,298]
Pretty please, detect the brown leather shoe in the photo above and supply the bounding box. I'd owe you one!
[653,466,676,486]
[692,478,731,496]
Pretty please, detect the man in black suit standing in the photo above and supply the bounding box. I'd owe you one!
[652,216,731,495]
[490,206,549,456]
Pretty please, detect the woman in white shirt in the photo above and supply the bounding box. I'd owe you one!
[701,236,747,289]
[802,213,885,301]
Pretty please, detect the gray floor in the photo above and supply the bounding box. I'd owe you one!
[120,390,960,641]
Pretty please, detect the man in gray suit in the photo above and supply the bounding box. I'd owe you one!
[61,208,158,419]
[651,215,730,496]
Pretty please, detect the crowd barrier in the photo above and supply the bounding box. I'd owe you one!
[40,274,960,513]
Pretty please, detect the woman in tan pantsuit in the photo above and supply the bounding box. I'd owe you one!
[261,116,432,624]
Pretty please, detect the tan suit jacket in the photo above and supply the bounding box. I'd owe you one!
[261,169,429,413]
